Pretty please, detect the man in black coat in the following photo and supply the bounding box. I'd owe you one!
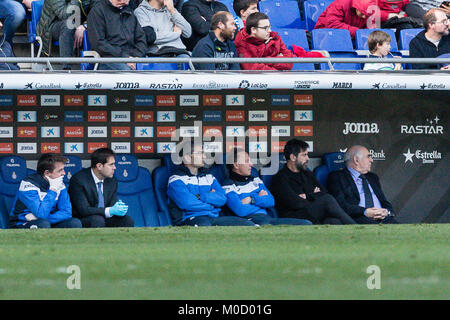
[327,146,398,224]
[270,139,356,225]
[68,148,134,228]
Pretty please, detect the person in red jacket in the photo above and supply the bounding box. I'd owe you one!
[234,12,324,70]
[314,0,377,38]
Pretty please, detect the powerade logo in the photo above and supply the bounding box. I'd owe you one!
[0,95,13,106]
[203,111,222,122]
[271,95,290,106]
[135,95,154,106]
[65,111,84,122]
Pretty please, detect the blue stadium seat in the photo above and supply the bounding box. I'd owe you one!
[260,0,305,29]
[136,61,188,71]
[399,28,423,53]
[81,30,95,71]
[152,166,172,226]
[313,152,345,187]
[303,0,332,31]
[113,154,163,227]
[220,0,235,14]
[355,28,399,52]
[28,0,58,57]
[63,155,83,187]
[0,156,35,229]
[274,28,315,70]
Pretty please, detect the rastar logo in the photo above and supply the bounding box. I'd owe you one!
[41,143,60,153]
[17,95,37,106]
[135,111,154,122]
[226,110,245,122]
[294,95,313,105]
[203,95,222,106]
[342,122,379,135]
[88,111,107,122]
[156,95,176,106]
[157,126,177,138]
[135,142,154,153]
[403,148,442,164]
[64,127,84,138]
[88,142,108,153]
[400,115,443,135]
[150,82,182,90]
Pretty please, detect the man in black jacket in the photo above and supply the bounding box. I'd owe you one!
[87,0,147,70]
[327,146,398,224]
[410,8,450,69]
[270,139,356,225]
[192,11,240,70]
[181,0,229,51]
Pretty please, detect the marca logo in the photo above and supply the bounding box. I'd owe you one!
[203,110,222,122]
[64,126,84,138]
[111,127,131,138]
[157,111,176,122]
[157,126,176,138]
[17,95,37,106]
[157,142,176,153]
[271,126,291,137]
[88,127,108,138]
[0,111,13,122]
[248,126,268,137]
[203,142,222,153]
[41,95,60,106]
[135,95,154,106]
[111,111,131,122]
[111,142,130,153]
[180,126,200,137]
[17,111,37,122]
[88,111,107,122]
[41,143,60,153]
[0,95,13,106]
[65,143,84,154]
[271,111,290,121]
[249,110,268,122]
[88,95,107,106]
[400,115,443,135]
[135,142,154,153]
[249,141,267,153]
[42,112,61,121]
[17,127,37,138]
[294,110,313,121]
[17,143,37,154]
[134,127,154,138]
[343,122,379,134]
[156,95,176,106]
[203,95,222,106]
[403,148,441,164]
[294,126,313,136]
[65,111,84,122]
[113,82,139,89]
[203,126,222,138]
[226,110,245,122]
[88,142,108,153]
[271,141,287,153]
[0,143,13,153]
[64,95,84,106]
[294,95,313,106]
[41,126,61,138]
[332,82,352,89]
[180,95,199,106]
[271,95,290,106]
[226,126,245,137]
[226,95,245,106]
[135,111,154,122]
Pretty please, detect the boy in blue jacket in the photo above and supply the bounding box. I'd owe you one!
[167,141,255,226]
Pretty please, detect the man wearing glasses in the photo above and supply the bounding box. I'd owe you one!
[410,8,450,69]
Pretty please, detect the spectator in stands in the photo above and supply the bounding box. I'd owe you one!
[192,11,240,70]
[405,0,444,20]
[0,0,29,48]
[270,139,357,225]
[36,0,96,70]
[181,0,229,51]
[363,30,402,70]
[409,8,450,69]
[167,140,256,227]
[88,0,147,70]
[233,0,259,30]
[376,0,423,39]
[235,12,324,70]
[9,154,81,229]
[134,0,191,58]
[69,148,134,228]
[327,146,398,224]
[314,0,376,38]
[222,148,312,226]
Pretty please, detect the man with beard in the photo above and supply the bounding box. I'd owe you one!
[270,139,356,225]
[192,11,241,70]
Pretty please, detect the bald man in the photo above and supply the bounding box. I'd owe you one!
[327,146,398,224]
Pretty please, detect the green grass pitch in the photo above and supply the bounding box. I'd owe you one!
[0,224,448,299]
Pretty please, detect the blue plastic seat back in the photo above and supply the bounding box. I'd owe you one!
[311,28,354,52]
[152,166,172,226]
[275,28,315,70]
[260,153,287,189]
[63,155,83,186]
[221,0,234,13]
[81,30,94,70]
[304,0,332,31]
[400,28,423,51]
[355,28,398,52]
[28,0,44,43]
[314,152,345,186]
[136,62,188,71]
[114,154,160,227]
[318,51,362,70]
[163,154,182,175]
[260,0,303,28]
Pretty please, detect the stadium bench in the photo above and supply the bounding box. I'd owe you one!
[313,152,345,187]
[63,155,83,187]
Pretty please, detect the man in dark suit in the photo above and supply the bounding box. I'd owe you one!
[68,148,134,228]
[327,145,398,224]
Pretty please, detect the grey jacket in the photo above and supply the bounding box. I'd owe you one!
[134,1,192,53]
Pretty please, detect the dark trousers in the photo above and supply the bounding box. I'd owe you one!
[354,215,399,224]
[247,214,312,226]
[81,215,134,228]
[50,19,76,69]
[180,215,256,227]
[303,194,357,225]
[14,218,82,229]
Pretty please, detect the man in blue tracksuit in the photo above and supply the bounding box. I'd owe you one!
[9,154,81,229]
[222,148,312,226]
[167,141,255,226]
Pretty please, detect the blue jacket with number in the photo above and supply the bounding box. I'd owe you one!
[9,173,72,227]
[167,165,227,225]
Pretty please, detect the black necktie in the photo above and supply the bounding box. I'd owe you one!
[360,174,374,208]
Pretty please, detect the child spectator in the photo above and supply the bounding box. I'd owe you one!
[233,0,259,30]
[363,30,402,70]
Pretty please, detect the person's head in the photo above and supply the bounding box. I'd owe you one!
[37,154,67,180]
[344,145,373,174]
[91,148,116,179]
[246,12,271,41]
[367,30,391,56]
[423,8,449,37]
[227,148,253,177]
[211,11,237,41]
[233,0,259,21]
[179,140,205,169]
[109,0,130,8]
[284,139,310,171]
[352,0,376,20]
